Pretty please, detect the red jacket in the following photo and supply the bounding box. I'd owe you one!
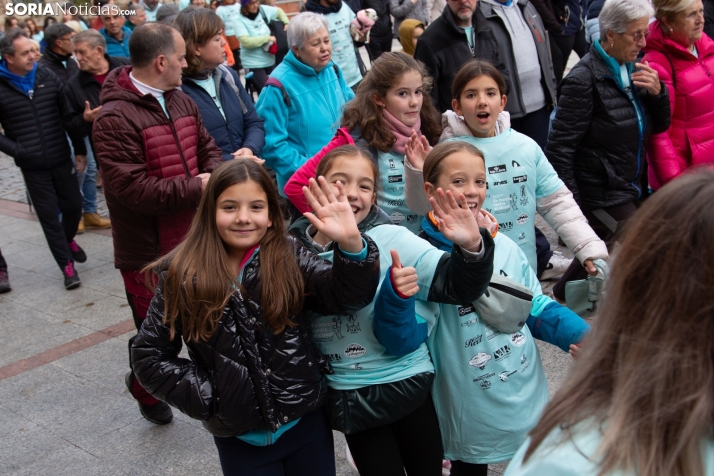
[643,22,714,189]
[93,66,223,270]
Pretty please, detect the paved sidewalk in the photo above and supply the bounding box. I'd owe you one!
[0,151,574,475]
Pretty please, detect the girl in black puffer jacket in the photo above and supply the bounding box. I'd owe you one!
[130,159,380,476]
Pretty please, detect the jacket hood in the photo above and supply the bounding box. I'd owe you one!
[0,61,37,96]
[643,20,714,60]
[440,109,511,141]
[421,209,498,252]
[304,0,342,14]
[289,205,392,253]
[99,65,171,114]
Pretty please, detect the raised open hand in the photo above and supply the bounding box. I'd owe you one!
[404,130,432,170]
[390,249,419,297]
[428,188,482,252]
[303,176,363,253]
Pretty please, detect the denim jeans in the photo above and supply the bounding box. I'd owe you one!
[67,135,98,214]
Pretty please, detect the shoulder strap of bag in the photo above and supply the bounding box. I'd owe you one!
[259,6,273,31]
[217,64,248,114]
[265,76,290,107]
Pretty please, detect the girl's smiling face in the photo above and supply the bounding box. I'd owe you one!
[425,151,487,219]
[323,156,377,225]
[452,74,507,138]
[215,180,273,263]
[375,70,424,128]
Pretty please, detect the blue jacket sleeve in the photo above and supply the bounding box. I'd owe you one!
[231,68,265,156]
[526,295,590,352]
[373,267,428,357]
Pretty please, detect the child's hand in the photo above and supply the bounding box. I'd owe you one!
[390,249,419,298]
[405,131,432,170]
[569,344,582,360]
[428,188,482,253]
[303,176,363,253]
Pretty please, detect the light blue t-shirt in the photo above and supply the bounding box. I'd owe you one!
[424,232,551,464]
[216,3,242,38]
[463,26,474,48]
[505,420,714,476]
[445,129,563,273]
[309,224,442,390]
[379,149,422,234]
[192,77,226,120]
[323,3,362,87]
[235,5,278,69]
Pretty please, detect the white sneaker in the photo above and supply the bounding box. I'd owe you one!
[541,251,572,280]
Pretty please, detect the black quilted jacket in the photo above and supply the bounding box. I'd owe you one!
[131,236,380,437]
[0,65,78,170]
[545,45,671,211]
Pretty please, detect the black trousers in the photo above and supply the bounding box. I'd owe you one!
[344,392,443,476]
[248,66,273,95]
[0,247,6,269]
[535,226,554,279]
[21,161,82,271]
[366,34,393,61]
[450,460,488,476]
[213,409,336,476]
[510,106,551,151]
[552,201,638,301]
[551,29,588,83]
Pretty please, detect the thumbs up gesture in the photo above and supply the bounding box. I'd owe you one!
[390,249,419,298]
[83,101,103,123]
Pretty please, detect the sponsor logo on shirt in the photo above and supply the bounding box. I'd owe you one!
[493,180,508,187]
[500,221,513,231]
[389,158,396,169]
[346,315,361,334]
[388,175,403,183]
[512,160,522,168]
[473,373,495,390]
[517,213,529,225]
[350,363,363,370]
[386,199,404,207]
[386,186,404,192]
[344,343,366,359]
[326,353,342,363]
[513,175,527,183]
[485,325,501,340]
[494,344,512,362]
[480,380,491,390]
[390,212,405,224]
[518,232,527,242]
[511,332,526,347]
[488,165,507,174]
[461,317,480,327]
[407,214,420,223]
[499,370,517,381]
[458,305,475,316]
[469,352,492,370]
[465,335,483,347]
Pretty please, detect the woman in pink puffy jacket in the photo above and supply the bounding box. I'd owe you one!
[642,0,714,189]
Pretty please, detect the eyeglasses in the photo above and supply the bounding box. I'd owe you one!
[621,29,651,42]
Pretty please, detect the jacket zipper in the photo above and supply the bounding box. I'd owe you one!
[166,112,192,178]
[489,282,532,300]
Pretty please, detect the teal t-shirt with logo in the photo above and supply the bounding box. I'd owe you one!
[445,129,563,272]
[379,149,423,234]
[216,3,242,37]
[235,5,278,69]
[424,232,550,464]
[309,224,441,390]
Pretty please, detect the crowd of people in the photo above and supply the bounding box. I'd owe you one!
[0,0,714,474]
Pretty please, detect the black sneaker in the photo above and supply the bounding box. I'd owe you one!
[63,261,81,290]
[0,268,10,294]
[124,372,173,425]
[68,240,87,263]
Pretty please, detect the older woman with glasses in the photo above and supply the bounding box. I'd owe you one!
[641,0,714,190]
[546,0,671,304]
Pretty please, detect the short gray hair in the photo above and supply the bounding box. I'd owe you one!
[287,12,329,50]
[599,0,654,35]
[72,29,106,51]
[0,28,29,57]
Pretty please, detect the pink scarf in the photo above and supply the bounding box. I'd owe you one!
[382,108,422,154]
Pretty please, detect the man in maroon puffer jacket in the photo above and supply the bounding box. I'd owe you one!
[93,22,223,425]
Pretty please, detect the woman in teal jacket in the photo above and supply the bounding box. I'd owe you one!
[256,12,353,196]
